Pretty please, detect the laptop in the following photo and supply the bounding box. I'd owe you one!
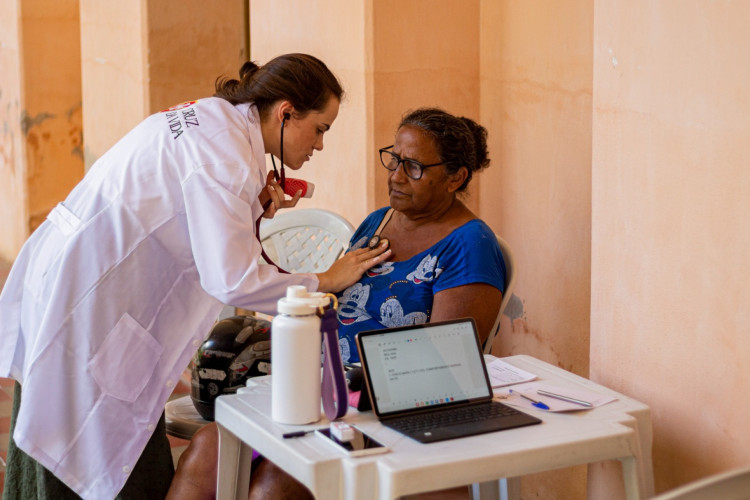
[355,318,541,443]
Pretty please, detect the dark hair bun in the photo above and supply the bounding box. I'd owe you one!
[239,61,259,80]
[460,117,489,172]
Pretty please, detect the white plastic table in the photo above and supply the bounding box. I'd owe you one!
[215,354,654,500]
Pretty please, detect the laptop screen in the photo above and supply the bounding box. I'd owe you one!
[356,318,493,417]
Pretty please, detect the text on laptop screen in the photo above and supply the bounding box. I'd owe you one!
[359,320,491,414]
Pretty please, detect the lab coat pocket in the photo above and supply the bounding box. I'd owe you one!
[25,204,80,295]
[89,313,164,402]
[46,202,82,237]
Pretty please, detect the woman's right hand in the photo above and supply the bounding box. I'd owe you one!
[259,171,302,218]
[315,241,391,293]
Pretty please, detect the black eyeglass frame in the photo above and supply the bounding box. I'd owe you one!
[378,145,445,180]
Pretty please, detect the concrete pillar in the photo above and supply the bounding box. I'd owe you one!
[0,0,83,260]
[79,0,247,168]
[479,1,594,497]
[0,1,26,260]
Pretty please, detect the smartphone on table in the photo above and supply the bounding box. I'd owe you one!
[315,426,389,457]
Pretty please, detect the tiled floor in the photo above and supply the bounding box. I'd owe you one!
[0,259,469,499]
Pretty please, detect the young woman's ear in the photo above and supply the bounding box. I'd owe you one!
[276,101,295,123]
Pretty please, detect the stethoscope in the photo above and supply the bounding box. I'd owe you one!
[367,208,394,250]
[269,112,291,192]
[256,112,292,274]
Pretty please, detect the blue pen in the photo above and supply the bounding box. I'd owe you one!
[510,389,550,410]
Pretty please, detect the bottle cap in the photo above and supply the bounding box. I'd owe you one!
[277,286,330,315]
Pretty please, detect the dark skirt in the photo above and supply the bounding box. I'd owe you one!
[4,382,175,500]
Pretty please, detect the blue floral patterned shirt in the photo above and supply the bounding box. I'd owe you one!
[336,207,506,363]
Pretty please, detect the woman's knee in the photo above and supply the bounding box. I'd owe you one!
[175,422,219,474]
[249,459,314,500]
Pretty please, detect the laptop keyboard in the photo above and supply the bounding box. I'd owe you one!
[385,401,520,434]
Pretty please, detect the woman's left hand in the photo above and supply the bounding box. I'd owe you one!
[259,170,302,218]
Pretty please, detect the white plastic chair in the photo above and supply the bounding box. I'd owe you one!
[216,208,355,320]
[165,208,355,439]
[258,208,354,273]
[651,465,750,500]
[482,235,517,354]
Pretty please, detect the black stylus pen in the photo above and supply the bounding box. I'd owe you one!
[282,429,317,439]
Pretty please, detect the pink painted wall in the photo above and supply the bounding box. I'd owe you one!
[249,0,373,227]
[479,1,593,497]
[146,1,248,115]
[591,0,750,494]
[79,0,246,168]
[79,0,148,169]
[371,0,481,215]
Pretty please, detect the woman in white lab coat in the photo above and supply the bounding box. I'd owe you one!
[0,53,390,500]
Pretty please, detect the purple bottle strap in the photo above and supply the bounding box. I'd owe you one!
[320,308,348,420]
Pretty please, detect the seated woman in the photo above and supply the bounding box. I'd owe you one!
[336,107,503,363]
[167,107,504,500]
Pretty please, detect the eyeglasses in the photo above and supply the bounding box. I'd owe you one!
[378,146,445,180]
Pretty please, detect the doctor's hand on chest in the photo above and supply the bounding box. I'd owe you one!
[316,239,391,293]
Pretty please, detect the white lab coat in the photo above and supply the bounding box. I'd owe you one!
[0,98,317,499]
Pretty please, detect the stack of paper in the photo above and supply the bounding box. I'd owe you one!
[485,357,537,387]
[483,356,617,412]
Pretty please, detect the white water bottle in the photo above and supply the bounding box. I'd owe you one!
[271,285,328,424]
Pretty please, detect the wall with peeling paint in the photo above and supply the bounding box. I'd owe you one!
[0,0,83,259]
[0,1,246,262]
[79,0,246,169]
[0,1,27,259]
[21,1,83,232]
